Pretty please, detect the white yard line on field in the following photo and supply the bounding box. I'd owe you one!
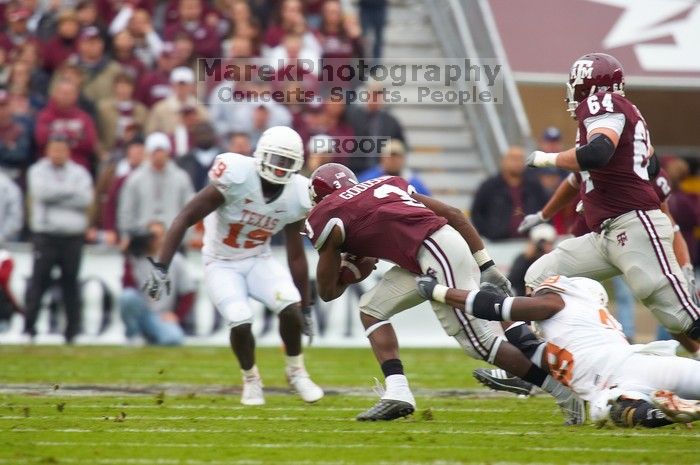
[0,404,513,413]
[8,428,699,439]
[22,440,696,455]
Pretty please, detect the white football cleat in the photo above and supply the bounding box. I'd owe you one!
[286,367,324,403]
[241,373,265,406]
[652,390,700,423]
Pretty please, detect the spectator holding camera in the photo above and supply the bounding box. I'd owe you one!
[24,132,94,343]
[121,221,195,345]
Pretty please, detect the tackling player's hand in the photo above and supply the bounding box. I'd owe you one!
[301,306,314,345]
[517,211,546,234]
[144,257,170,300]
[416,272,439,300]
[480,264,514,297]
[682,264,699,306]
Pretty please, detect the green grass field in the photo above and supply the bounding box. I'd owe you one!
[0,346,697,465]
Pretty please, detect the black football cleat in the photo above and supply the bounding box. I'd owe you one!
[473,368,534,396]
[356,399,415,421]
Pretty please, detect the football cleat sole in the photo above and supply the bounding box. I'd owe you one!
[356,399,415,421]
[473,368,534,396]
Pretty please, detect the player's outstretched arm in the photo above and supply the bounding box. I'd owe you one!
[285,219,310,307]
[157,185,225,268]
[518,174,579,234]
[528,128,620,172]
[315,226,349,302]
[445,288,564,322]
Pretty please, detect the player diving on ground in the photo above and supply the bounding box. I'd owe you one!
[416,273,700,427]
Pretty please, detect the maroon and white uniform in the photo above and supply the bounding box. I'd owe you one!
[306,176,446,273]
[307,175,504,362]
[526,94,699,333]
[574,92,659,232]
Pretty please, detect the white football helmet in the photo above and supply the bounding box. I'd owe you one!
[254,126,304,184]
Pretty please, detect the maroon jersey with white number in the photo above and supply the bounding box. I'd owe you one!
[575,92,660,232]
[305,176,447,274]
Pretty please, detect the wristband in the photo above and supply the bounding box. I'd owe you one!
[533,151,559,167]
[472,249,492,268]
[432,284,449,303]
[536,211,547,222]
[672,224,680,233]
[501,297,515,321]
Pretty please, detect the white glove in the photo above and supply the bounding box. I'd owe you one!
[517,211,546,234]
[143,257,170,300]
[526,150,558,168]
[480,264,514,297]
[682,264,699,306]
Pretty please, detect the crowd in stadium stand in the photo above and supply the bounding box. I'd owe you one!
[1,0,699,344]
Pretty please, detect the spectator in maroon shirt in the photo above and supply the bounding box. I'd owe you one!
[34,78,99,172]
[172,32,196,69]
[92,137,145,244]
[123,8,164,68]
[317,0,364,61]
[220,0,261,49]
[318,96,355,166]
[0,5,40,59]
[164,0,220,58]
[112,30,146,81]
[42,9,80,73]
[665,157,700,265]
[264,0,320,54]
[135,42,177,107]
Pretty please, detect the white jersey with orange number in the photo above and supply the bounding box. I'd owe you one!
[533,276,633,401]
[202,153,311,261]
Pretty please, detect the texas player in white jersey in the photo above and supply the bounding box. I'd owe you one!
[144,126,323,406]
[416,274,700,427]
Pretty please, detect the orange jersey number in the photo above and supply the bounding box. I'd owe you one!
[544,342,575,387]
[223,223,272,249]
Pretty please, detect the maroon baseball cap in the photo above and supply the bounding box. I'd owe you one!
[79,26,101,41]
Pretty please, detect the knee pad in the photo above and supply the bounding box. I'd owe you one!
[219,300,254,328]
[504,322,544,360]
[625,265,658,301]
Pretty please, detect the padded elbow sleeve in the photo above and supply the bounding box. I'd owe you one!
[575,134,615,170]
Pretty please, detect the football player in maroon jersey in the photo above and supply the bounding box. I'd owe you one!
[305,163,584,424]
[474,167,700,395]
[526,52,700,342]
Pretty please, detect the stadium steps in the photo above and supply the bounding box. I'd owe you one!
[381,0,485,210]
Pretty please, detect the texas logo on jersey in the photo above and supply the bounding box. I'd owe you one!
[202,153,311,261]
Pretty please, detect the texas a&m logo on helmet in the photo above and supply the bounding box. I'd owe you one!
[565,53,625,117]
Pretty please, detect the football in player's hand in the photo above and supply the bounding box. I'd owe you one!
[339,255,378,285]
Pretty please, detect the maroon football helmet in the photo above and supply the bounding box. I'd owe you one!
[308,163,358,205]
[566,53,625,117]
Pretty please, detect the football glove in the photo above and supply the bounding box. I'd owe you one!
[416,273,439,301]
[682,264,699,306]
[301,306,314,345]
[480,264,514,297]
[144,257,170,300]
[517,211,546,234]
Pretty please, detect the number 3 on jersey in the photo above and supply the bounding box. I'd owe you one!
[373,184,425,207]
[223,223,272,249]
